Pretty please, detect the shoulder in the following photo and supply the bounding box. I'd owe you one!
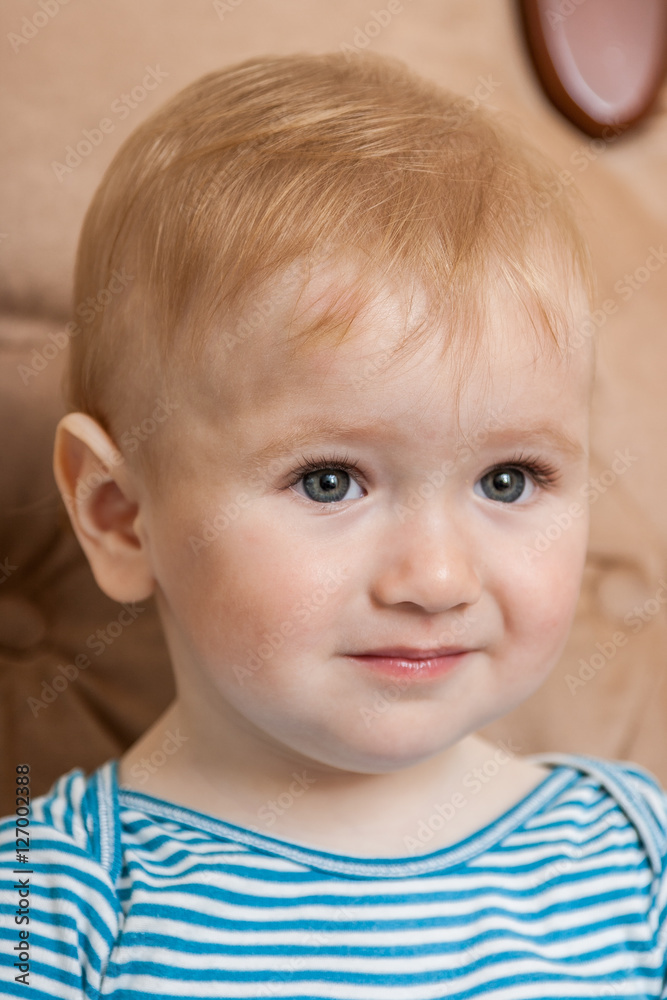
[0,762,122,998]
[2,760,121,874]
[528,751,667,878]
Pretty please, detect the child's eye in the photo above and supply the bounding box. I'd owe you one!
[288,456,365,504]
[474,458,559,505]
[476,467,532,504]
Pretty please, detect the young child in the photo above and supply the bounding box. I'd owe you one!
[2,50,667,999]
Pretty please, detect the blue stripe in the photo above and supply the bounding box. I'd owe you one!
[1,753,666,999]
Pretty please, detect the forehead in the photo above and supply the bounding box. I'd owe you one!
[192,258,593,423]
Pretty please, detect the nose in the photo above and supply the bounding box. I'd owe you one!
[370,504,482,615]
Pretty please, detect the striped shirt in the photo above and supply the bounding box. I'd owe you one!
[1,752,667,999]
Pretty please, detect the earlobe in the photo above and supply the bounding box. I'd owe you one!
[53,412,156,603]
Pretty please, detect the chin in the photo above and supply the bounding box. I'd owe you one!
[327,721,459,775]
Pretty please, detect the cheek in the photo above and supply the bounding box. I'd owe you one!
[160,511,349,655]
[512,522,588,644]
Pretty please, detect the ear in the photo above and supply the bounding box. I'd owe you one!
[53,412,155,603]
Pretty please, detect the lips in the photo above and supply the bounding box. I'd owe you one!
[347,646,473,682]
[352,646,469,659]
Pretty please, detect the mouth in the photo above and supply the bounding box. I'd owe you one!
[347,646,473,681]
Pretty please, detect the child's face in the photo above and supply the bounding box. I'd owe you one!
[137,264,592,776]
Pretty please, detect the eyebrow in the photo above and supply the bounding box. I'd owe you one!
[469,424,586,460]
[246,421,395,464]
[245,419,586,464]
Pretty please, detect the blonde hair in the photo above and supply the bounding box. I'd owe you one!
[66,51,593,483]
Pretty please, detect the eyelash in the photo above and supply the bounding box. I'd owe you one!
[284,451,560,497]
[285,452,365,491]
[482,452,561,490]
